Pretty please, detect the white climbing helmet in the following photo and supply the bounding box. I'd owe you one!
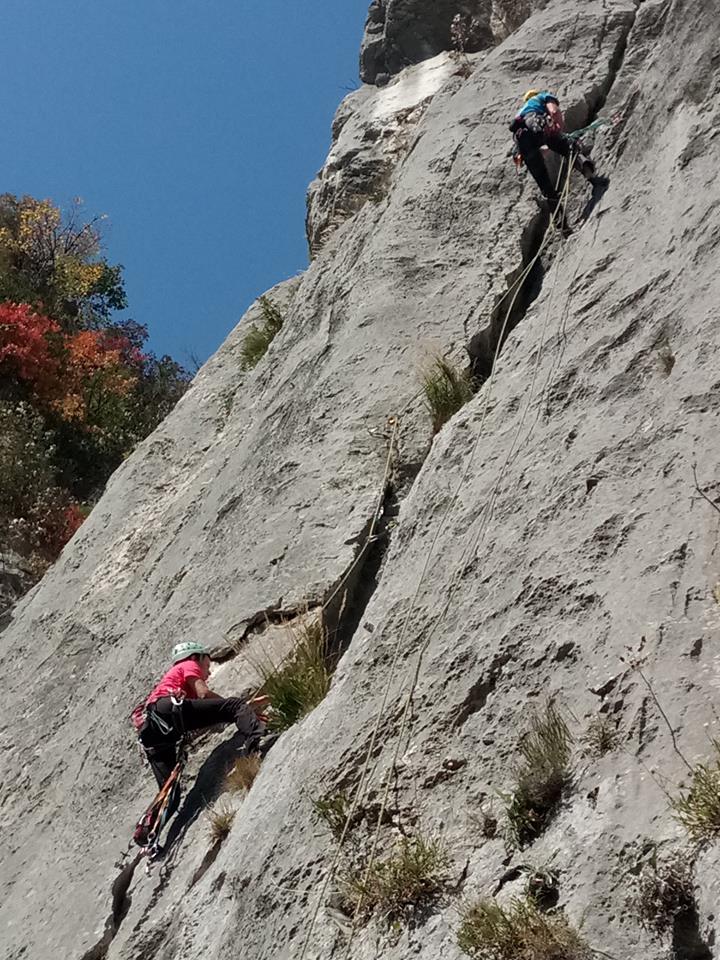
[171,640,209,664]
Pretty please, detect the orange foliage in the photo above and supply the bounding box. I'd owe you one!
[54,330,136,424]
[0,303,137,426]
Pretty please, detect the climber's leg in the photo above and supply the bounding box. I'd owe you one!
[516,128,560,204]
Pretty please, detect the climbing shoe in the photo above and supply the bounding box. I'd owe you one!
[589,175,610,191]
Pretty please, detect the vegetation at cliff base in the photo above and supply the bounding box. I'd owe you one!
[0,194,190,587]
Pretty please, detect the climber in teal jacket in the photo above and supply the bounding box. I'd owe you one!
[510,88,608,218]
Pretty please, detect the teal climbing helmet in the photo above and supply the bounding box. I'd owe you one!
[171,640,209,664]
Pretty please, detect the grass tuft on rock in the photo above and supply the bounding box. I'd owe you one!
[672,742,720,842]
[634,849,696,938]
[421,356,476,434]
[240,295,284,370]
[258,614,331,732]
[312,791,352,840]
[504,702,573,848]
[582,715,619,758]
[340,834,449,926]
[206,799,236,843]
[226,754,262,794]
[458,898,592,960]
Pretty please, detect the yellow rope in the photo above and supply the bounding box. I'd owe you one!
[335,164,577,960]
[301,153,578,960]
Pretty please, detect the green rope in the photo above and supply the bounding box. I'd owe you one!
[567,117,611,140]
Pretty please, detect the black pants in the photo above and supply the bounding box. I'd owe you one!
[515,114,583,208]
[140,696,260,789]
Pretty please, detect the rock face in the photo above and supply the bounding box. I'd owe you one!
[0,547,32,625]
[359,0,542,85]
[2,1,720,959]
[306,52,458,257]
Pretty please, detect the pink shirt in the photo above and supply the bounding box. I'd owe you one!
[146,659,204,705]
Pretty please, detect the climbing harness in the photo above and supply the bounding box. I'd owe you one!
[511,115,621,173]
[132,693,189,864]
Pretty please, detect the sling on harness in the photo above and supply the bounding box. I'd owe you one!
[133,742,186,854]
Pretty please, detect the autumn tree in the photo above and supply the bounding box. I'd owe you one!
[0,194,190,595]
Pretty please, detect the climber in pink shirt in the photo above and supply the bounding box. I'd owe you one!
[133,640,269,789]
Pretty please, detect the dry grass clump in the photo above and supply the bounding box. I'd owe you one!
[312,791,351,840]
[672,742,720,842]
[457,898,592,960]
[656,337,676,377]
[634,850,696,938]
[340,834,450,925]
[258,615,331,732]
[226,754,262,794]
[421,356,476,434]
[206,799,236,843]
[240,295,284,369]
[582,715,619,758]
[504,703,574,848]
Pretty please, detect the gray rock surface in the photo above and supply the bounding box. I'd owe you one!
[0,547,33,625]
[2,0,720,959]
[359,0,542,85]
[306,52,459,257]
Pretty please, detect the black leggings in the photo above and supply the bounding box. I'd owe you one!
[140,696,260,789]
[515,115,581,207]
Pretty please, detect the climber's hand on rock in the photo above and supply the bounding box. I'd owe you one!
[250,695,271,715]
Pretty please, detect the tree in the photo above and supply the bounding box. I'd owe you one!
[0,194,127,328]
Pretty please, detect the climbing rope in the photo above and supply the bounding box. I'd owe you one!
[320,416,400,619]
[336,164,579,960]
[299,157,577,960]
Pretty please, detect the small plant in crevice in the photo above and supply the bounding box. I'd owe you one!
[450,13,484,75]
[479,806,499,840]
[338,833,450,927]
[671,741,720,842]
[421,355,477,434]
[656,337,676,377]
[239,295,284,370]
[634,848,696,940]
[457,897,592,960]
[504,702,574,849]
[523,863,561,911]
[206,799,236,843]
[582,714,620,759]
[226,754,262,794]
[312,791,353,841]
[469,799,498,839]
[257,613,332,732]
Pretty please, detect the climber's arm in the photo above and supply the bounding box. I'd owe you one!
[188,677,223,699]
[546,99,565,131]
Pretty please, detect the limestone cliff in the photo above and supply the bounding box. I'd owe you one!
[2,1,720,958]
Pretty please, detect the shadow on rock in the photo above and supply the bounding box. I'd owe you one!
[162,730,246,861]
[578,177,610,225]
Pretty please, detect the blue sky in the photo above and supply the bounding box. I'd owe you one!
[1,0,368,365]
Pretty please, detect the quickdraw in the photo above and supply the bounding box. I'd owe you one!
[133,746,187,865]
